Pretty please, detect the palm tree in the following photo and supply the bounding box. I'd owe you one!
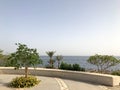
[46,51,55,68]
[56,55,63,68]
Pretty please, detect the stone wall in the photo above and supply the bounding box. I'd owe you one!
[0,67,120,86]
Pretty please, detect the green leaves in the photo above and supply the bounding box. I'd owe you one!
[59,62,85,71]
[8,43,42,77]
[0,49,3,59]
[46,51,55,58]
[56,55,63,61]
[87,54,120,73]
[46,51,56,68]
[0,49,9,66]
[9,76,40,88]
[8,43,42,68]
[56,55,63,68]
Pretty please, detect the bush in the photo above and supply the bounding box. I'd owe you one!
[59,62,85,71]
[9,76,40,88]
[68,64,73,70]
[45,64,53,68]
[59,62,72,70]
[45,64,56,69]
[79,67,85,71]
[111,71,120,76]
[73,64,80,71]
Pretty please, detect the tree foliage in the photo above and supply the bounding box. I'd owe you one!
[59,62,85,71]
[8,43,42,78]
[0,50,9,66]
[46,51,55,68]
[56,55,63,68]
[0,49,3,59]
[0,50,4,66]
[87,54,120,73]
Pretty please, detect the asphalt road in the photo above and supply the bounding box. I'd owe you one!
[0,74,119,90]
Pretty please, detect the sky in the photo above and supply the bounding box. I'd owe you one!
[0,0,120,56]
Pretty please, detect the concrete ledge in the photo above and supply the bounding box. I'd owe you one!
[0,67,120,86]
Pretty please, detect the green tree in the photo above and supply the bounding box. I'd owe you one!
[8,43,42,78]
[87,54,120,73]
[0,50,9,66]
[0,50,4,65]
[46,51,55,68]
[0,49,3,59]
[56,55,63,68]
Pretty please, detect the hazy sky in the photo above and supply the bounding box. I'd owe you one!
[0,0,120,56]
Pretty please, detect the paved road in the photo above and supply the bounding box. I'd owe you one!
[0,74,119,90]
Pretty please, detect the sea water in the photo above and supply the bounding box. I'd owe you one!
[39,56,120,70]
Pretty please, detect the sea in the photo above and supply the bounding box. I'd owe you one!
[39,56,120,71]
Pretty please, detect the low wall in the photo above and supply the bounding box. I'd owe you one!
[0,67,120,86]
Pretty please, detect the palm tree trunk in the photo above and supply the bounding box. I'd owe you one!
[58,61,60,68]
[25,66,28,78]
[50,57,52,67]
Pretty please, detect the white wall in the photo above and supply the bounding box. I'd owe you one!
[0,67,120,86]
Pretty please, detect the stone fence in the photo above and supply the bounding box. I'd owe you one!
[0,67,120,86]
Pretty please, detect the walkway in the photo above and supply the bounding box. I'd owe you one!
[0,74,119,90]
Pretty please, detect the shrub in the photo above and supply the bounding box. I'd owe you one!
[59,62,72,70]
[9,76,40,88]
[59,62,85,71]
[73,64,80,71]
[73,64,85,71]
[80,67,85,71]
[45,64,53,68]
[111,71,120,76]
[59,62,67,70]
[68,64,73,70]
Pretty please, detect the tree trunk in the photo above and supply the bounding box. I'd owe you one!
[50,58,52,68]
[25,66,28,78]
[100,65,103,73]
[97,65,99,72]
[58,61,60,68]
